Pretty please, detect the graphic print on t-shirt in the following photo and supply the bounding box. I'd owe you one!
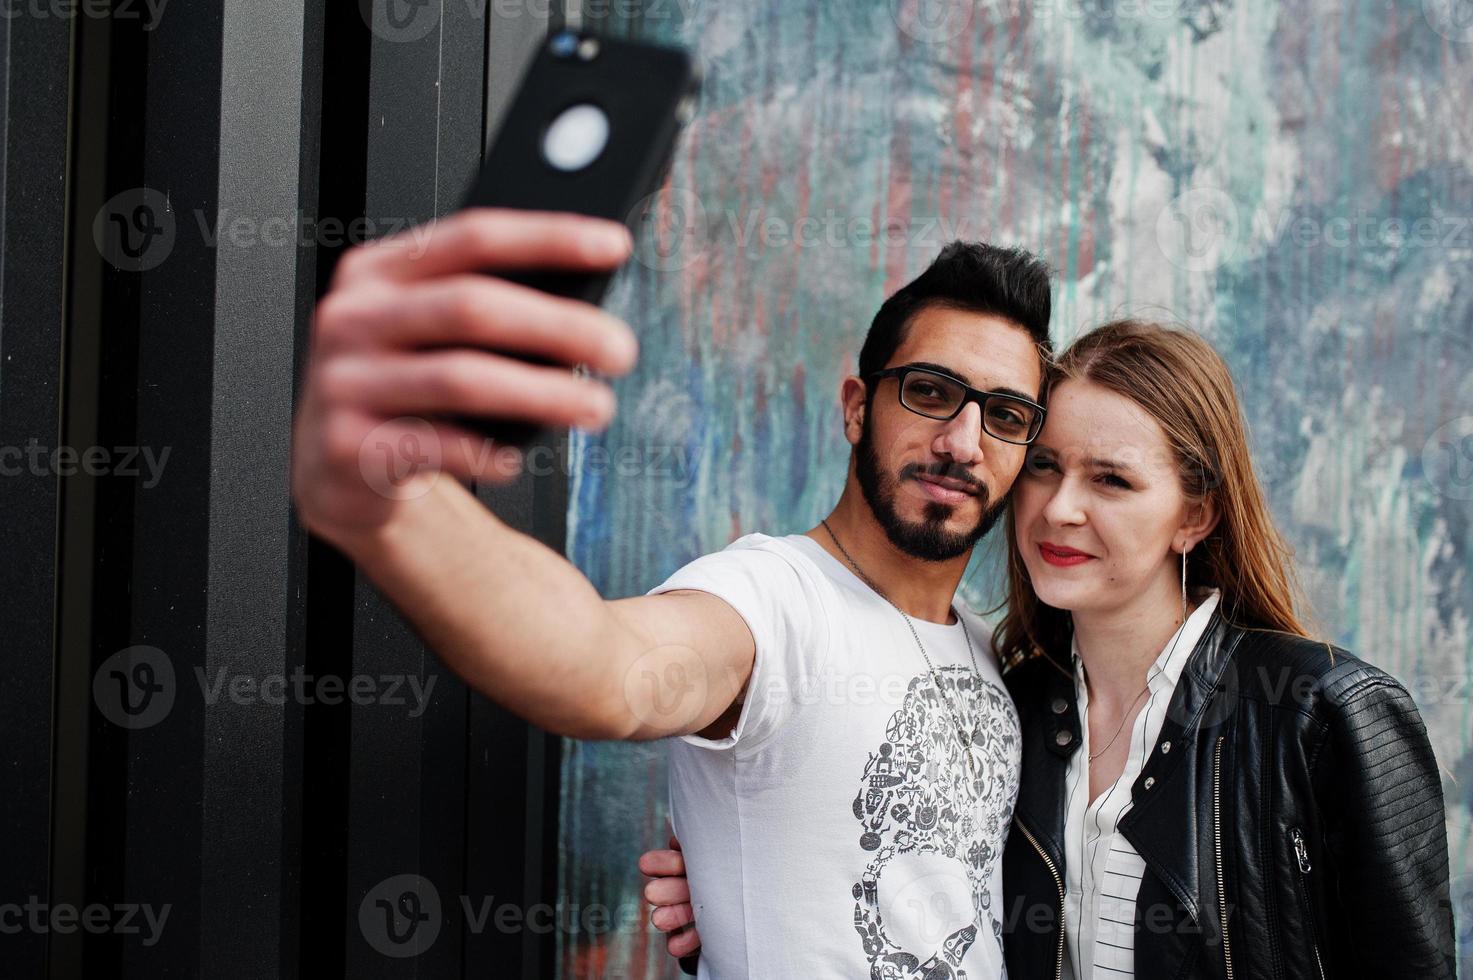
[851,666,1020,979]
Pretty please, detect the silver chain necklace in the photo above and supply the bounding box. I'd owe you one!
[821,518,981,778]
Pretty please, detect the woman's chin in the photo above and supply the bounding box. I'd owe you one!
[1027,573,1099,614]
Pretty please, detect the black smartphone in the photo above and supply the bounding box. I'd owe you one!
[448,30,700,447]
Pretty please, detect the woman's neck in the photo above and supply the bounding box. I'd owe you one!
[1071,575,1192,709]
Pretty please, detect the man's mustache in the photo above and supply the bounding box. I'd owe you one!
[899,461,988,499]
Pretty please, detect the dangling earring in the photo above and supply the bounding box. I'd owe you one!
[1180,545,1188,621]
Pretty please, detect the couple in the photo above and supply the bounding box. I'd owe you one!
[290,209,1453,979]
[636,246,1455,979]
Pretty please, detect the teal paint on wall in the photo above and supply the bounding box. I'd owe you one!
[557,2,1473,975]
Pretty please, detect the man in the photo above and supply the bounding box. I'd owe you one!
[291,208,1052,977]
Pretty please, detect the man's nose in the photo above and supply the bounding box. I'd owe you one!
[933,401,985,465]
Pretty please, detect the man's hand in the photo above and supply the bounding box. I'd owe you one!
[291,207,638,547]
[641,836,702,959]
[286,206,755,742]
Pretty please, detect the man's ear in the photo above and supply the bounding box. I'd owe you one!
[1178,495,1221,553]
[841,376,868,447]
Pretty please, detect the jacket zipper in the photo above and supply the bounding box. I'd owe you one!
[1213,735,1234,980]
[1017,819,1065,980]
[1289,827,1326,980]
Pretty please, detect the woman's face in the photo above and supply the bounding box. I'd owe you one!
[1013,378,1209,617]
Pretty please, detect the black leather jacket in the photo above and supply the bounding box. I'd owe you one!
[999,609,1455,980]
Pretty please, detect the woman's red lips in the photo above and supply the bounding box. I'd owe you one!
[1038,542,1095,566]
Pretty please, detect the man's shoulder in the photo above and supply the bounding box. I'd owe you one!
[674,532,825,578]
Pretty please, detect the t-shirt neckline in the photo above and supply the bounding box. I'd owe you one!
[781,532,965,631]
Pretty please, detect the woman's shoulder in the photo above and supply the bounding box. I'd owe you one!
[1225,624,1417,716]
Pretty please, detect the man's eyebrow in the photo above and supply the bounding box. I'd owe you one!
[899,361,1040,402]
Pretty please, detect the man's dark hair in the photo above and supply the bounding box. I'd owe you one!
[856,241,1053,381]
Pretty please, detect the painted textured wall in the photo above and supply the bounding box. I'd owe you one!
[555,1,1473,975]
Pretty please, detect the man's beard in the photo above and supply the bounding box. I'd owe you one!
[854,409,1007,562]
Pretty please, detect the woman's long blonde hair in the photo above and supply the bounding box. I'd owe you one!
[990,319,1311,668]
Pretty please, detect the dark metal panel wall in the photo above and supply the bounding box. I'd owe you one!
[0,11,72,980]
[344,3,564,977]
[202,0,311,973]
[1,1,567,976]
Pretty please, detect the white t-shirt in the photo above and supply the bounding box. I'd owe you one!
[647,532,1022,979]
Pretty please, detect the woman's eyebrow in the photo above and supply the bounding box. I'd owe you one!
[1084,456,1138,475]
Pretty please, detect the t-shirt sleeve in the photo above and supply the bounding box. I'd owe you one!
[646,536,832,752]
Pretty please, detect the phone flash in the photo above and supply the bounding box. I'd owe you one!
[542,103,610,172]
[577,37,600,60]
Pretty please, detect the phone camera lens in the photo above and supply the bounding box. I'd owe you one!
[549,31,577,57]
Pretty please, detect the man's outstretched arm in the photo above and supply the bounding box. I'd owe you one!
[291,208,753,741]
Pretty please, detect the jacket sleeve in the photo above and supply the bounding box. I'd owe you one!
[1316,668,1455,979]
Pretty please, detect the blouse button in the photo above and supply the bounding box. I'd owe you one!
[1143,777,1156,790]
[1051,698,1068,715]
[1160,740,1172,754]
[1055,730,1074,747]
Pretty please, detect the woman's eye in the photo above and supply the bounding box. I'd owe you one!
[1025,454,1057,474]
[1099,473,1132,489]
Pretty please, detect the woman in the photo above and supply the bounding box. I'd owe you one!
[641,320,1455,979]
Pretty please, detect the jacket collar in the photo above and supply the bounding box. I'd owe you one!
[1116,608,1243,924]
[1012,608,1244,924]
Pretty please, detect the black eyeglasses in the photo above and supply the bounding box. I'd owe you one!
[866,365,1046,445]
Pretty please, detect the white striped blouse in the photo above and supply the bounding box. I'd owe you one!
[1061,591,1221,980]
